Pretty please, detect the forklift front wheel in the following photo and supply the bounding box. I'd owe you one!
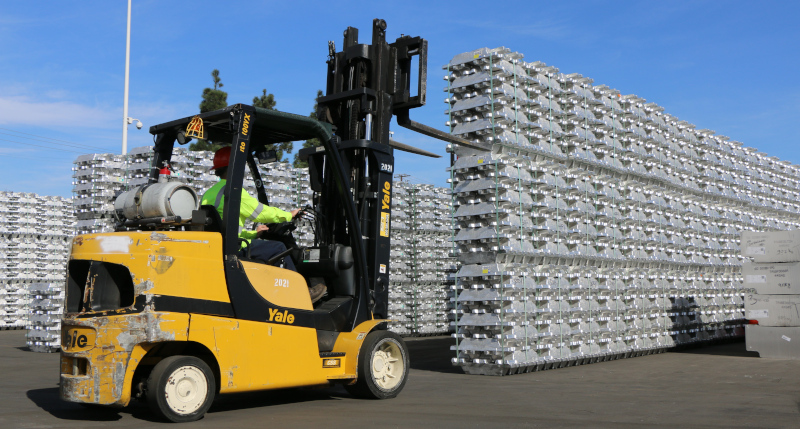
[346,330,409,399]
[146,355,216,423]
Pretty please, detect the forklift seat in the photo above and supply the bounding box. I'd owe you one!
[193,205,225,237]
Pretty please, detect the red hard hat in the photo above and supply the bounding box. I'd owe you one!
[212,146,231,170]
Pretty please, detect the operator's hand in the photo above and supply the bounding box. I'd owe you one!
[290,209,301,218]
[256,224,270,233]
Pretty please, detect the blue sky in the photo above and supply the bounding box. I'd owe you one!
[0,1,797,198]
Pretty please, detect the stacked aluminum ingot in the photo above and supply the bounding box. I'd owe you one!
[27,282,65,352]
[388,183,415,335]
[73,153,125,235]
[386,181,453,336]
[444,47,797,375]
[0,192,73,335]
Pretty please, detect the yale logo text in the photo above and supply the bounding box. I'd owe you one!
[381,181,391,210]
[268,308,295,324]
[64,330,88,348]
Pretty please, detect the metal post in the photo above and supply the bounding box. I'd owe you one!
[121,0,132,155]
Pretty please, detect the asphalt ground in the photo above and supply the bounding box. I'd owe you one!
[1,329,799,428]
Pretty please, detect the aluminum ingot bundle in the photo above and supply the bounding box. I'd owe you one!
[386,180,453,336]
[0,192,73,338]
[444,47,798,375]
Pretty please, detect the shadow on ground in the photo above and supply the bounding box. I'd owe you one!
[28,385,346,423]
[27,387,128,422]
[406,336,462,374]
[671,340,759,358]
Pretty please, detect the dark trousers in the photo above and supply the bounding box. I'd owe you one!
[239,239,296,271]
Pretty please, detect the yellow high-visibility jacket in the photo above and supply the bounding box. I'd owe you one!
[200,180,292,244]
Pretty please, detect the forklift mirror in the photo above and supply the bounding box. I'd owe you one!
[256,149,278,164]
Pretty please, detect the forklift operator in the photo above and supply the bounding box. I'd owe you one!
[201,146,300,270]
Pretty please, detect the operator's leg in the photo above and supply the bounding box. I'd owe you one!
[243,239,296,271]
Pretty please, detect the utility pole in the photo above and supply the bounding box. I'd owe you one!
[121,0,132,155]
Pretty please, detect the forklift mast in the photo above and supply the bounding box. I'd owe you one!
[301,19,428,320]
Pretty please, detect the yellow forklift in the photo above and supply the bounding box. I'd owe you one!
[59,20,484,422]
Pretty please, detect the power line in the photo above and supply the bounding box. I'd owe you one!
[0,137,86,154]
[0,131,104,153]
[0,127,109,151]
[0,152,75,162]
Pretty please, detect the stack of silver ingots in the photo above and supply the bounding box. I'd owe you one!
[386,181,454,336]
[444,47,798,375]
[26,282,65,352]
[0,192,73,337]
[72,153,125,235]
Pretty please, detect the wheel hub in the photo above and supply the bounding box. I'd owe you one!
[164,366,208,415]
[371,340,404,390]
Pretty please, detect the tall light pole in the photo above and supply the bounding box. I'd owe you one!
[121,0,132,155]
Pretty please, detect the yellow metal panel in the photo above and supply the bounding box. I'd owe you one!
[188,314,333,393]
[241,261,313,311]
[332,319,386,378]
[70,232,230,303]
[60,312,189,406]
[119,344,152,406]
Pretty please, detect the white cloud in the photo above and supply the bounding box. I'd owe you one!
[0,95,116,128]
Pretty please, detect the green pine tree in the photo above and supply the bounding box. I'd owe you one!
[293,90,324,168]
[253,89,292,161]
[190,69,228,151]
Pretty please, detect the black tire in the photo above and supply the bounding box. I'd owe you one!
[146,355,215,423]
[345,330,409,399]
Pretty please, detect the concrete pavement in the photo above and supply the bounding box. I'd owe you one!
[1,330,798,428]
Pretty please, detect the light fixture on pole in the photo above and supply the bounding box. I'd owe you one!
[121,0,133,155]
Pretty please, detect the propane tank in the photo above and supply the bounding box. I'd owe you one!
[114,182,199,221]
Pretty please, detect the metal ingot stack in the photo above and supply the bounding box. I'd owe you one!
[0,192,73,335]
[385,181,453,336]
[26,282,65,352]
[387,182,414,335]
[445,47,797,375]
[72,153,125,235]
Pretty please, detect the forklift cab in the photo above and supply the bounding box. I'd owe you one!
[148,105,374,336]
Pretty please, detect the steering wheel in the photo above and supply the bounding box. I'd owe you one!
[257,207,310,240]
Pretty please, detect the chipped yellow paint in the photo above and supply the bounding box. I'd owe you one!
[188,314,333,393]
[60,311,189,406]
[71,232,229,303]
[64,231,394,405]
[119,344,151,405]
[241,261,313,311]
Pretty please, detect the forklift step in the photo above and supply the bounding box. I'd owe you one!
[319,352,345,358]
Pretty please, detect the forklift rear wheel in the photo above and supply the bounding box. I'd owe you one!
[346,330,409,399]
[147,355,216,423]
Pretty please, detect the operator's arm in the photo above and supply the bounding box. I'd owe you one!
[239,190,292,239]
